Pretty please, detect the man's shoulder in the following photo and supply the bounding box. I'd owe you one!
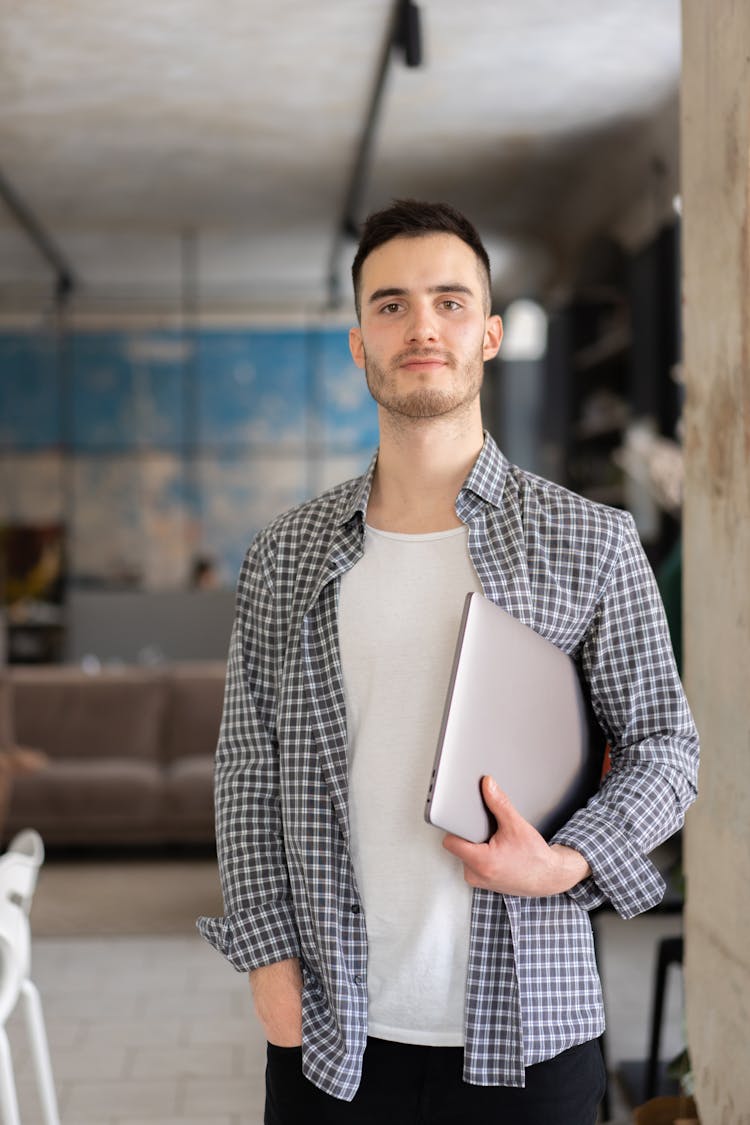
[506,462,635,556]
[511,463,631,522]
[475,436,633,543]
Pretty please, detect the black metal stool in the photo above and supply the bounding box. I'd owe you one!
[644,935,684,1101]
[591,914,611,1121]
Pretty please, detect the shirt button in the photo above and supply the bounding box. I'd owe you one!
[354,974,364,986]
[350,904,361,914]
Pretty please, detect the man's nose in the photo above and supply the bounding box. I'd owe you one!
[405,304,439,344]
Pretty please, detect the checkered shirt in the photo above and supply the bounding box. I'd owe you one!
[198,432,699,1101]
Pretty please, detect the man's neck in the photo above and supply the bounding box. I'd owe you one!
[366,412,485,534]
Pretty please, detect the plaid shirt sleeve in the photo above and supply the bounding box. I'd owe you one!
[197,529,302,971]
[551,512,699,918]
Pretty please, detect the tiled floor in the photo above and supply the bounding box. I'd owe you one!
[5,911,685,1125]
[7,933,265,1125]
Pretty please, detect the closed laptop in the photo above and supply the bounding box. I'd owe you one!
[424,593,604,844]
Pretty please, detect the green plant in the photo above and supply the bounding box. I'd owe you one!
[667,1044,694,1097]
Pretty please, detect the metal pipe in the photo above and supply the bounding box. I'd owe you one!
[0,168,76,303]
[326,0,422,308]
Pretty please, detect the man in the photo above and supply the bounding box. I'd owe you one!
[199,199,699,1124]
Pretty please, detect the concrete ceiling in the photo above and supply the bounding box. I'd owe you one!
[0,0,682,313]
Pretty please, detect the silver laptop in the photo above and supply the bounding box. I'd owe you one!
[424,593,604,844]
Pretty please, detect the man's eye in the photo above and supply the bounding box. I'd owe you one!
[441,299,462,310]
[380,303,402,314]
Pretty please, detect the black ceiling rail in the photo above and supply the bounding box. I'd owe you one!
[326,0,423,308]
[0,167,76,305]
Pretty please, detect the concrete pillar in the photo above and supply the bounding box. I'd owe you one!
[681,2,750,1121]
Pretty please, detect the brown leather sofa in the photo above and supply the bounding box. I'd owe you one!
[0,662,226,847]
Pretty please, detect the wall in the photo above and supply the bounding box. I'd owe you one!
[681,2,750,1120]
[0,322,377,590]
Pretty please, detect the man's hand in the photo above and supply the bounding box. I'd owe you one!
[442,776,591,897]
[249,957,303,1046]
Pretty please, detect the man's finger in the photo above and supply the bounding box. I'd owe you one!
[481,774,515,816]
[442,832,483,863]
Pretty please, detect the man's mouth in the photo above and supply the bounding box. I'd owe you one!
[398,352,451,370]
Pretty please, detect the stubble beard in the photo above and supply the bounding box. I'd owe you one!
[363,347,485,421]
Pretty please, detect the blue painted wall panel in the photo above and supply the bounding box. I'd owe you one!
[316,328,379,452]
[0,324,378,589]
[196,330,309,449]
[0,333,60,449]
[72,332,185,450]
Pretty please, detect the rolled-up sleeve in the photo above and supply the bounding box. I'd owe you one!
[197,532,301,971]
[552,514,699,918]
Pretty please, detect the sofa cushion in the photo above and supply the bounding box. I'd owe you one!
[163,755,215,820]
[1,671,49,839]
[6,758,162,839]
[0,675,12,752]
[10,667,167,762]
[162,662,226,764]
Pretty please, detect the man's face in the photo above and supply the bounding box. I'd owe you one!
[349,233,502,423]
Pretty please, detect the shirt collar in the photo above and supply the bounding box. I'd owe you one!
[336,450,378,529]
[335,431,510,529]
[457,431,510,512]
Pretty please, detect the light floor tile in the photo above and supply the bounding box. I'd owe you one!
[181,1075,264,1117]
[78,1017,187,1048]
[66,1078,179,1118]
[186,1015,258,1046]
[42,987,142,1021]
[11,1041,130,1082]
[117,1118,239,1125]
[237,1041,269,1080]
[187,963,245,992]
[138,988,237,1019]
[128,1042,236,1081]
[5,1007,87,1051]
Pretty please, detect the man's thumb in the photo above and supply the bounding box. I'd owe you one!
[483,775,514,813]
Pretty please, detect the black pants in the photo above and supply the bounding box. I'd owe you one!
[264,1037,606,1124]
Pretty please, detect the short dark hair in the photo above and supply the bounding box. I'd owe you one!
[351,198,492,318]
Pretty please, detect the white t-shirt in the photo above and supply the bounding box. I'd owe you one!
[338,524,482,1045]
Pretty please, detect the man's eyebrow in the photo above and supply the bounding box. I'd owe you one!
[368,287,408,304]
[430,284,474,297]
[367,283,475,304]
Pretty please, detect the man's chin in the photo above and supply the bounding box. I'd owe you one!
[380,393,457,419]
[376,387,481,420]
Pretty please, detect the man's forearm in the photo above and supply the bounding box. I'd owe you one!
[249,957,303,1046]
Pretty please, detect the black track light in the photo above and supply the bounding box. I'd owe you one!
[394,0,422,68]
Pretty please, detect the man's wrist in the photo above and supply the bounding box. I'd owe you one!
[548,844,591,894]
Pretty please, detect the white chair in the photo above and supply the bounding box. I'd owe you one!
[0,830,60,1125]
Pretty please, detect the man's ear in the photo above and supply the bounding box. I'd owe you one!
[349,326,366,370]
[483,315,503,361]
